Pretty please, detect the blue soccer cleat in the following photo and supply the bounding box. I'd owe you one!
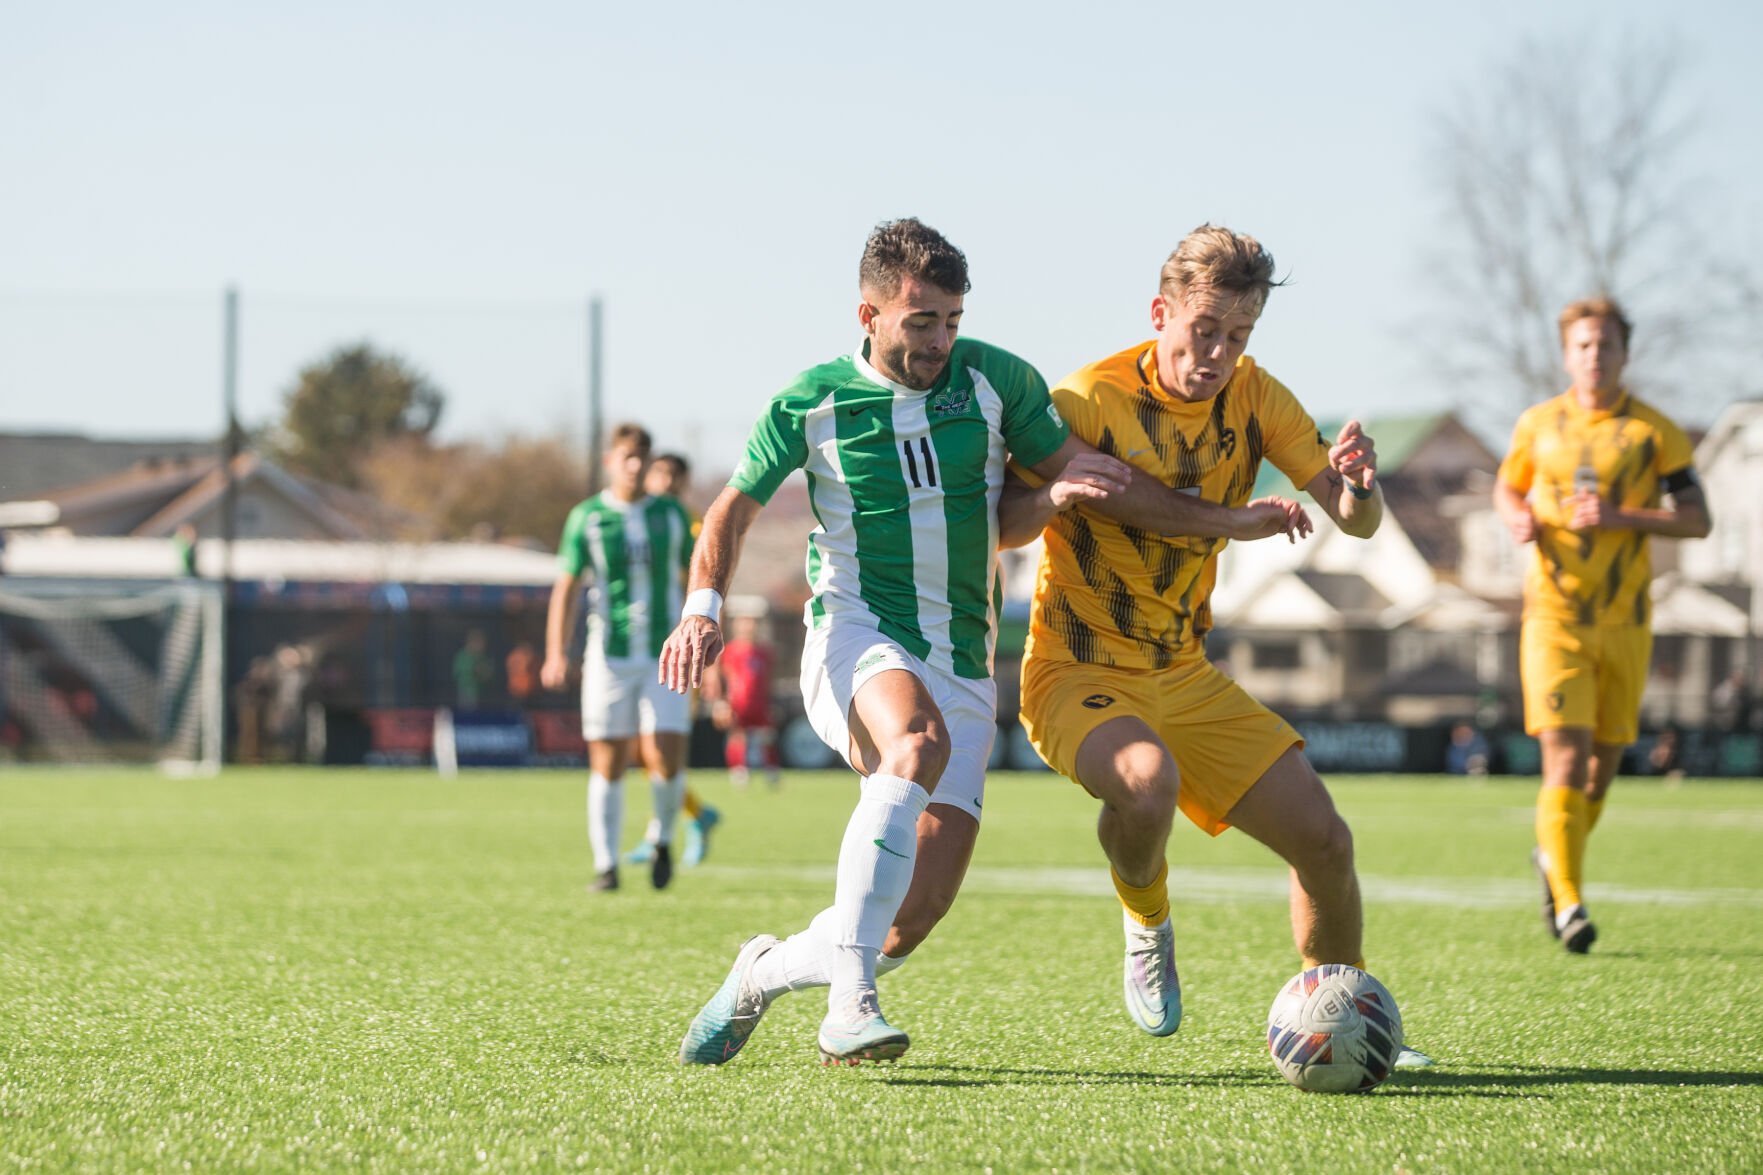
[817,1001,910,1066]
[678,934,780,1065]
[683,807,721,868]
[1122,912,1182,1037]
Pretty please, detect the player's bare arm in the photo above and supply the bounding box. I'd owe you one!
[540,570,582,690]
[1301,420,1382,538]
[997,449,1132,548]
[1024,434,1313,543]
[1566,477,1712,539]
[659,487,762,693]
[1493,478,1538,544]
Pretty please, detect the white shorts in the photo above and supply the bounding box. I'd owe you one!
[581,649,690,742]
[798,619,997,823]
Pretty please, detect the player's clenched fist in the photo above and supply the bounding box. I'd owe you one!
[660,615,723,693]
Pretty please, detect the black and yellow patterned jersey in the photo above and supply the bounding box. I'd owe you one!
[1023,341,1332,669]
[1498,389,1696,627]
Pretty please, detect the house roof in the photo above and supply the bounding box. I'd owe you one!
[0,432,218,500]
[1293,570,1393,618]
[10,449,417,541]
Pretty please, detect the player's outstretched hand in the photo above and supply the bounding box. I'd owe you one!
[1048,451,1132,510]
[1330,420,1377,494]
[1237,496,1314,543]
[540,652,571,691]
[660,615,723,693]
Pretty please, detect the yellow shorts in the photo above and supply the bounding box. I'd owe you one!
[1519,618,1652,746]
[1019,654,1303,837]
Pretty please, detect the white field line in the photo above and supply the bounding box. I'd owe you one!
[699,863,1763,909]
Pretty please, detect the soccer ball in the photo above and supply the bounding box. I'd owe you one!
[1266,964,1403,1093]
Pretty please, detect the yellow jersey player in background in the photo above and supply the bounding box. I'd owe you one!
[1007,224,1429,1066]
[1494,297,1711,954]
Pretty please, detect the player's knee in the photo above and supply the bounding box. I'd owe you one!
[880,726,951,786]
[1106,746,1179,828]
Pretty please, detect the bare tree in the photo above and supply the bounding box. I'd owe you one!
[1422,33,1756,428]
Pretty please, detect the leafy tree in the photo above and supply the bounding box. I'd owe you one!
[358,434,586,546]
[271,344,444,487]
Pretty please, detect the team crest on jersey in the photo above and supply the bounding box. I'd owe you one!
[929,387,972,417]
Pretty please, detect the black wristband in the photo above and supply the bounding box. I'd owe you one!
[1347,480,1374,500]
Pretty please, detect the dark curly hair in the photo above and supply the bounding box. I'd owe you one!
[859,218,971,299]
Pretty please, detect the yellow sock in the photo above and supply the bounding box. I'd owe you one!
[1537,786,1588,911]
[1586,796,1606,833]
[1112,861,1170,927]
[682,789,703,820]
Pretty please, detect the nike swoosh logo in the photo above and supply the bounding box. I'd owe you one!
[873,838,909,860]
[1125,448,1150,458]
[848,404,868,416]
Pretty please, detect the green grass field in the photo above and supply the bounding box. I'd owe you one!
[4,768,1762,1172]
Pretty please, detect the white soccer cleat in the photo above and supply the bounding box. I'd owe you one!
[817,991,909,1066]
[1122,912,1182,1037]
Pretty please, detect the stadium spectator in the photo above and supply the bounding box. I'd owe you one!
[173,523,199,577]
[504,641,538,705]
[1009,224,1428,1065]
[705,611,780,789]
[234,656,275,765]
[1445,722,1491,776]
[542,423,695,893]
[668,217,1259,1067]
[451,630,492,709]
[1495,295,1711,954]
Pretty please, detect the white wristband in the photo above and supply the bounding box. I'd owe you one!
[683,588,724,624]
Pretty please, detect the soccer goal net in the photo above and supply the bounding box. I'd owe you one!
[0,582,224,771]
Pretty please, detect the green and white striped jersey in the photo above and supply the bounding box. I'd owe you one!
[557,492,694,661]
[730,337,1067,680]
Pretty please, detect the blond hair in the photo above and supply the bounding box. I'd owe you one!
[1159,224,1282,309]
[1557,296,1633,349]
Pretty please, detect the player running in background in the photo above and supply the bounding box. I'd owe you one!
[704,610,781,789]
[1494,296,1710,953]
[667,218,1132,1066]
[1012,224,1430,1062]
[624,452,723,868]
[542,423,696,893]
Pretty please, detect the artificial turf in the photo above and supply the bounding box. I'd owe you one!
[3,768,1760,1172]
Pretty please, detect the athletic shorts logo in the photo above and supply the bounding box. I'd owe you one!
[855,650,890,673]
[1081,694,1115,710]
[1547,691,1565,713]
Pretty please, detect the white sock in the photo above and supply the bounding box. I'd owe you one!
[752,907,912,1002]
[825,773,930,1017]
[586,772,623,872]
[650,771,686,846]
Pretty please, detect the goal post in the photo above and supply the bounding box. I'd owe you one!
[0,581,225,771]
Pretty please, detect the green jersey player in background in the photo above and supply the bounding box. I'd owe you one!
[543,423,696,893]
[666,219,1132,1066]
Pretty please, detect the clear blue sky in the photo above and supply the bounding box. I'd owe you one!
[4,1,1760,474]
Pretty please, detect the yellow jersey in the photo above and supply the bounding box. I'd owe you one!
[1497,389,1695,627]
[1024,342,1332,669]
